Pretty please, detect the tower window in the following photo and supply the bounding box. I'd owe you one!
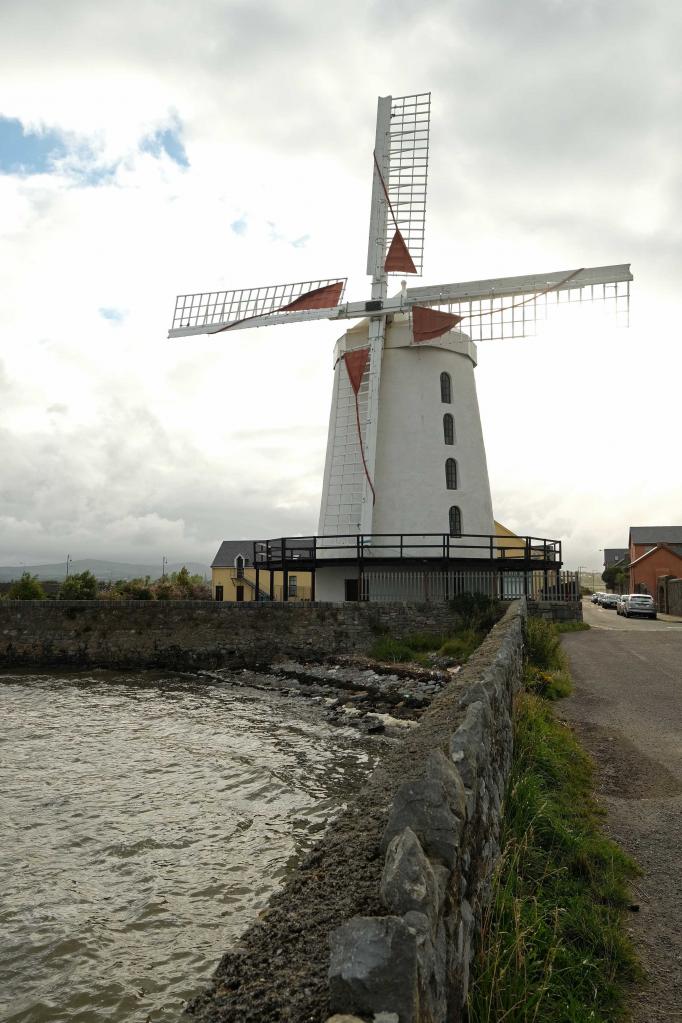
[443,413,454,445]
[440,372,451,404]
[449,506,462,536]
[445,458,458,490]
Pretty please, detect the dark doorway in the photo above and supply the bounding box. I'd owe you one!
[344,578,359,601]
[215,585,224,602]
[236,585,245,602]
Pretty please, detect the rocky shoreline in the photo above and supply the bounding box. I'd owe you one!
[199,656,462,739]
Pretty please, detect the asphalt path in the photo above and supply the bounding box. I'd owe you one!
[561,600,682,1021]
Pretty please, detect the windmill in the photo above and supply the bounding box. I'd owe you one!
[168,93,631,600]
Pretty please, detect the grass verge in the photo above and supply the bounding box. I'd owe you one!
[468,618,640,1023]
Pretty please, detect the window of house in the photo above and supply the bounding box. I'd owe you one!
[235,585,244,602]
[445,457,458,489]
[440,372,452,404]
[288,575,298,597]
[449,506,462,536]
[443,413,454,445]
[215,585,224,602]
[235,555,245,579]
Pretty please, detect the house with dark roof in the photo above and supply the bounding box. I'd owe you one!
[211,539,313,602]
[628,526,682,604]
[603,548,629,570]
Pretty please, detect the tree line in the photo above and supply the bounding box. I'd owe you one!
[2,568,211,601]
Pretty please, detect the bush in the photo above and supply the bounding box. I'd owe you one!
[449,593,502,632]
[439,629,484,662]
[59,570,98,600]
[369,636,420,662]
[524,666,573,700]
[8,572,46,600]
[524,617,566,671]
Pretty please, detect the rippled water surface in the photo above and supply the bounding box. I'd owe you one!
[0,670,377,1022]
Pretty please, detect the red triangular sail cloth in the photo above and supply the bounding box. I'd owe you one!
[281,281,344,311]
[344,348,370,395]
[384,229,417,274]
[412,306,463,343]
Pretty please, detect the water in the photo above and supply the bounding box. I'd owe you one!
[0,670,377,1022]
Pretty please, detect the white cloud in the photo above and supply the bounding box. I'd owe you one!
[0,0,680,571]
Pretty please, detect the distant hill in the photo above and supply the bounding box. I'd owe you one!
[0,559,211,582]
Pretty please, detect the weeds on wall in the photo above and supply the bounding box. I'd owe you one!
[468,617,640,1023]
[368,596,503,666]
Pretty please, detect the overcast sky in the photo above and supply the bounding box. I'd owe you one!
[1,0,680,572]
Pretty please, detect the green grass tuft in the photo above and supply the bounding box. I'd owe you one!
[524,617,567,671]
[468,693,640,1023]
[555,620,591,633]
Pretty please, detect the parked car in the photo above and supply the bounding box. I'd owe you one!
[616,594,629,615]
[601,593,619,609]
[622,593,657,619]
[591,592,600,603]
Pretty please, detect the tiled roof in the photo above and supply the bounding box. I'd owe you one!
[629,543,682,568]
[211,540,255,569]
[604,547,628,567]
[630,526,682,545]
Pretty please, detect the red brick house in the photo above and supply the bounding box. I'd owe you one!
[628,526,682,604]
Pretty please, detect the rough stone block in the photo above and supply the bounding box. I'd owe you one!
[381,777,463,870]
[329,916,419,1023]
[381,827,438,923]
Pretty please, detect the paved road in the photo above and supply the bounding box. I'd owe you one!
[561,601,682,1021]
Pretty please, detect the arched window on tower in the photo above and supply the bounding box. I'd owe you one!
[443,413,454,445]
[449,506,462,537]
[440,372,451,404]
[445,458,458,490]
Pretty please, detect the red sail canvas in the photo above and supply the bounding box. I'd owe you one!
[344,348,370,394]
[280,281,344,311]
[384,229,417,274]
[412,306,463,343]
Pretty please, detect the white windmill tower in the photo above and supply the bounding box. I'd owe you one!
[168,92,631,602]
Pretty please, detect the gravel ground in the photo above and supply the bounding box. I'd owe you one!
[561,603,682,1022]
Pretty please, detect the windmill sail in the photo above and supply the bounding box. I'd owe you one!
[169,278,347,338]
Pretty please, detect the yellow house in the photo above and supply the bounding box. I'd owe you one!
[495,520,527,559]
[211,540,313,602]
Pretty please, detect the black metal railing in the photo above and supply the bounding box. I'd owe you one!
[253,532,561,567]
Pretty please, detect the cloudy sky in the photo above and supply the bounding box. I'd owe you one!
[1,0,680,572]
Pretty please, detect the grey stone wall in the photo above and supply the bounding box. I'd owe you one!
[325,602,523,1022]
[526,599,582,622]
[0,600,465,670]
[666,579,682,616]
[186,600,526,1023]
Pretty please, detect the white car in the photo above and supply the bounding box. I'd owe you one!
[622,594,657,620]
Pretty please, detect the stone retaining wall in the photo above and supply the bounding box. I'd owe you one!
[666,579,682,616]
[187,600,526,1023]
[0,600,464,670]
[0,596,566,670]
[526,599,582,622]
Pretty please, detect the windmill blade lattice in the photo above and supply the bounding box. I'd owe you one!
[382,93,431,276]
[406,264,631,342]
[171,278,347,335]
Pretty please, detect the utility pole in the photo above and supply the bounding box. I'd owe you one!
[162,555,168,579]
[66,554,72,577]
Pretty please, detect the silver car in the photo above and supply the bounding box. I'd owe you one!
[601,593,619,609]
[623,594,657,619]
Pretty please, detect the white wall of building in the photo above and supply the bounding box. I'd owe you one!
[317,315,495,554]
